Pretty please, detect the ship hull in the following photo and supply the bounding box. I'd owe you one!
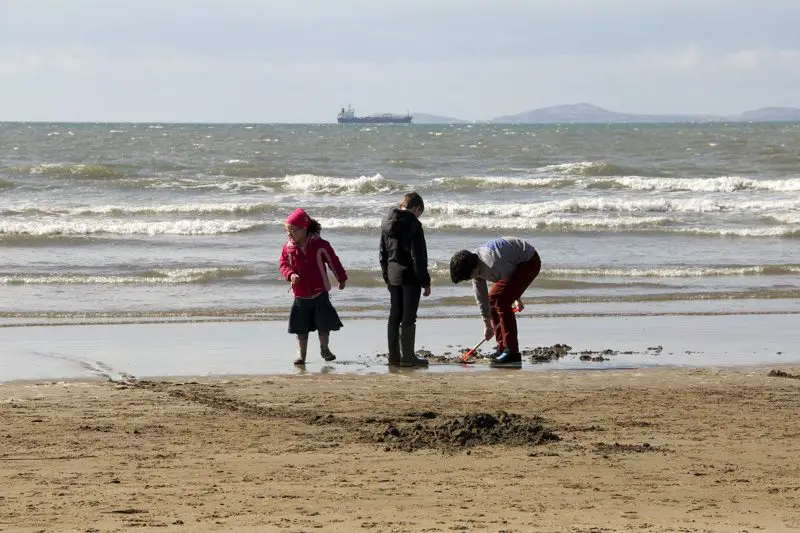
[337,116,412,124]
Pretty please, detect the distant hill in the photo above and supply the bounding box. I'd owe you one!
[733,107,800,122]
[413,113,470,124]
[487,103,800,124]
[489,103,718,124]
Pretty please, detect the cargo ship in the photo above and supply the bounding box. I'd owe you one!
[337,106,413,124]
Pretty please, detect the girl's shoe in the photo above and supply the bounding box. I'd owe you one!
[294,356,306,366]
[320,347,336,362]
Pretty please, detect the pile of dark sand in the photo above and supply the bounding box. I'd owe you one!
[373,410,559,452]
[768,369,800,380]
[372,343,667,365]
[523,344,572,362]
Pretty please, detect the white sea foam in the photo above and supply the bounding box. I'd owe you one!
[281,173,402,194]
[315,215,673,231]
[546,266,794,278]
[429,198,800,217]
[432,176,567,189]
[611,176,800,193]
[61,202,275,216]
[0,219,260,236]
[430,174,800,193]
[0,267,247,285]
[677,226,799,238]
[768,213,800,225]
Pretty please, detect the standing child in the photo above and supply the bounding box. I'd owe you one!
[449,237,541,367]
[379,192,431,367]
[279,208,348,365]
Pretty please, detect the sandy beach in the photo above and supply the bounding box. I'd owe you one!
[3,365,800,532]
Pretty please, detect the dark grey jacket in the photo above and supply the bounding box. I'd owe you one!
[379,208,431,287]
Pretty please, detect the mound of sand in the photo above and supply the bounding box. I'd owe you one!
[373,410,559,452]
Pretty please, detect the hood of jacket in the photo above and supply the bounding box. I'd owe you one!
[381,208,419,237]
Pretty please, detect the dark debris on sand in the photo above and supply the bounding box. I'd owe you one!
[523,344,572,362]
[374,343,669,365]
[373,411,560,452]
[768,370,800,380]
[594,442,668,455]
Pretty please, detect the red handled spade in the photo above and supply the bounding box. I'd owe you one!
[460,305,521,363]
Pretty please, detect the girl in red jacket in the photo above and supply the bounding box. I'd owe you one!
[279,208,348,365]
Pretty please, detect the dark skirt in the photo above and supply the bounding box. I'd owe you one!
[288,291,343,335]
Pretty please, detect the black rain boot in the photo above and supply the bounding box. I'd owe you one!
[399,324,429,367]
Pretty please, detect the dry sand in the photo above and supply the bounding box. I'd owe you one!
[2,366,800,532]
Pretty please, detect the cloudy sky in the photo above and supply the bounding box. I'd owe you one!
[1,0,799,122]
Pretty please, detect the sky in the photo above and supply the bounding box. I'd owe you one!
[1,0,799,122]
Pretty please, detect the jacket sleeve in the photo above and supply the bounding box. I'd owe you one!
[410,224,431,287]
[279,244,294,281]
[320,239,348,282]
[379,233,389,284]
[473,278,491,323]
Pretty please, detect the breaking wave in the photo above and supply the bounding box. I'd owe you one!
[547,264,800,278]
[428,198,800,217]
[536,161,651,177]
[281,173,404,194]
[8,163,128,180]
[431,174,800,193]
[0,267,250,285]
[0,219,262,236]
[590,176,800,193]
[2,202,282,217]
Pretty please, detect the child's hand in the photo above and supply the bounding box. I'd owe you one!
[423,285,431,297]
[484,321,494,341]
[338,280,346,290]
[290,274,300,285]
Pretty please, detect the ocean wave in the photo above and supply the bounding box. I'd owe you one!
[432,176,573,190]
[281,173,404,194]
[594,176,800,193]
[8,163,128,180]
[677,227,800,238]
[429,198,800,217]
[547,264,800,278]
[307,215,796,237]
[2,202,282,217]
[767,213,800,225]
[0,219,262,236]
[0,267,250,285]
[0,179,14,189]
[430,174,800,193]
[536,161,651,177]
[318,215,673,231]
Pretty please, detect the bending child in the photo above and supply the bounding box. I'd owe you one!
[449,237,541,367]
[379,192,431,367]
[279,208,347,365]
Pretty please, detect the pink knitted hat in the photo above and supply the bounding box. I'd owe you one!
[286,208,311,230]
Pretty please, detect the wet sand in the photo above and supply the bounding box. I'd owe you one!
[2,366,800,532]
[2,313,799,382]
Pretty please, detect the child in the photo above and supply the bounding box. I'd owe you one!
[449,237,541,367]
[379,192,431,367]
[279,208,348,365]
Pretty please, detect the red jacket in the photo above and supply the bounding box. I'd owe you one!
[279,234,348,298]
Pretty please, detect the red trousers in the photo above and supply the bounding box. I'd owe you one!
[488,252,541,354]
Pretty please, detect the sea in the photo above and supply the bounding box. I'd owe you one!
[1,122,799,328]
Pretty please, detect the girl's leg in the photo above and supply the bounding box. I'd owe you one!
[295,334,309,365]
[318,331,335,361]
